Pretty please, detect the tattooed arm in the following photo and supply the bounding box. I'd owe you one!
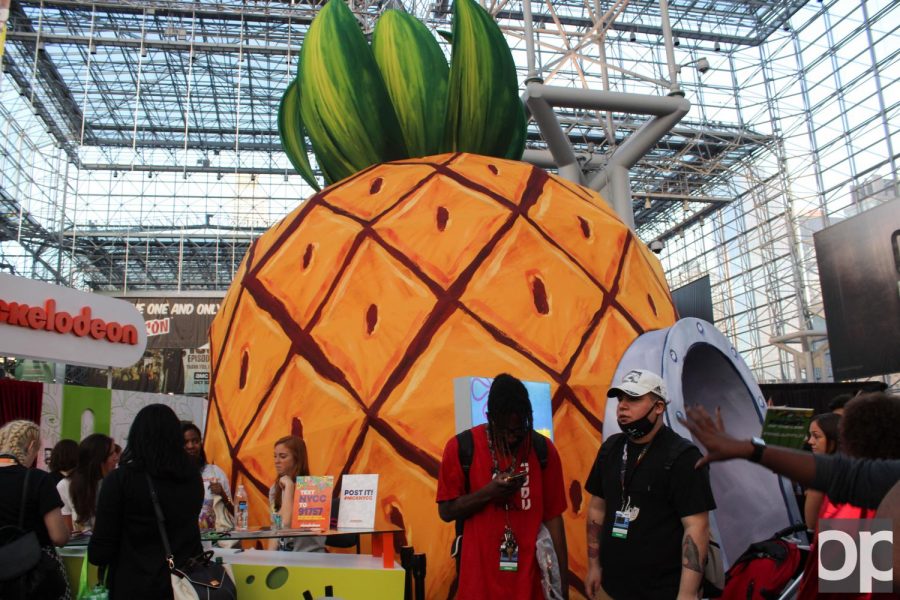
[584,495,605,599]
[677,512,709,600]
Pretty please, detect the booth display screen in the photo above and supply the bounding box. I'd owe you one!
[464,377,554,440]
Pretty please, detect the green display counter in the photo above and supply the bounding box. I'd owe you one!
[60,547,404,599]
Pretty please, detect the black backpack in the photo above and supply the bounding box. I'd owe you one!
[450,429,549,572]
[601,432,724,596]
[657,433,726,597]
[0,467,69,600]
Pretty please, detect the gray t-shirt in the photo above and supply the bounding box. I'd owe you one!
[813,454,900,508]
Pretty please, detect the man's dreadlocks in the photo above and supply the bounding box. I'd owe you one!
[486,373,534,467]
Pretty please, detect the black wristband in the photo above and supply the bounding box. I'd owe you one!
[750,437,766,463]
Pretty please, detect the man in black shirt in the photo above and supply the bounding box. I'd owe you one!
[584,369,716,599]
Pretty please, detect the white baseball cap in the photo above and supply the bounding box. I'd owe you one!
[607,368,667,402]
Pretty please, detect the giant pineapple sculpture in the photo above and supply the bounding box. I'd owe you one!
[205,0,676,596]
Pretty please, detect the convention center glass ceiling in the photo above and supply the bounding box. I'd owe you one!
[2,0,897,383]
[0,0,806,289]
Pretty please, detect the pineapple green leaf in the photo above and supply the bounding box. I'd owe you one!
[299,0,408,184]
[444,0,526,160]
[278,78,321,192]
[373,10,449,157]
[503,93,527,160]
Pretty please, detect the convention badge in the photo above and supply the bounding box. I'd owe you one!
[612,510,630,539]
[499,526,519,571]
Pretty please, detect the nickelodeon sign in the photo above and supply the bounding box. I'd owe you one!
[0,299,139,345]
[0,273,147,368]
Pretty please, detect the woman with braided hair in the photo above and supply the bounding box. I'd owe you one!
[0,419,72,599]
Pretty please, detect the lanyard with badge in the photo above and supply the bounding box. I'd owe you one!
[612,440,651,539]
[487,426,523,572]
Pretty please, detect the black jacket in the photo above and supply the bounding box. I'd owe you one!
[88,466,203,599]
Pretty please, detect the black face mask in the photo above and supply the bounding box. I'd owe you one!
[618,402,661,440]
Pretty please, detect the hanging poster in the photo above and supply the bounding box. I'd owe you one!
[337,474,379,529]
[121,296,222,349]
[182,347,211,395]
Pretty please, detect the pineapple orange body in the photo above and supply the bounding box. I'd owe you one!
[205,153,676,597]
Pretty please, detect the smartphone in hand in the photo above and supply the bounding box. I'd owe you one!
[507,470,528,484]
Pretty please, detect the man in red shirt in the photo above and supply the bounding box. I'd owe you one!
[437,373,568,599]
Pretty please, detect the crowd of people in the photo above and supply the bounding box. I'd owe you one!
[437,373,900,600]
[2,374,898,599]
[0,404,335,599]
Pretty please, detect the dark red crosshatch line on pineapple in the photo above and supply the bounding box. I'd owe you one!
[244,283,366,407]
[246,164,381,280]
[203,397,275,504]
[458,305,601,432]
[207,246,258,448]
[521,211,614,296]
[549,172,599,204]
[234,274,444,478]
[235,167,551,473]
[215,170,450,495]
[432,165,522,212]
[225,164,551,479]
[213,158,636,599]
[209,241,257,383]
[367,166,550,416]
[363,170,443,226]
[542,173,666,314]
[222,328,440,479]
[560,233,635,379]
[305,231,368,332]
[216,160,656,509]
[454,228,636,429]
[605,235,652,336]
[364,154,462,225]
[226,339,310,456]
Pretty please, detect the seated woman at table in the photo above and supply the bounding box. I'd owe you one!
[182,421,232,531]
[269,435,325,552]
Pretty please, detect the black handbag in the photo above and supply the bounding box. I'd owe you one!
[145,473,237,600]
[0,467,70,600]
[0,468,41,581]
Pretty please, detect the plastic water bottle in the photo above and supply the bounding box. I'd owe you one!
[235,484,249,530]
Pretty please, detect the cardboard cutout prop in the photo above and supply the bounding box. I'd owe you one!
[205,1,677,595]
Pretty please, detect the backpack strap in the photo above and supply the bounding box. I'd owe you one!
[18,468,32,530]
[600,433,627,463]
[457,428,550,493]
[453,429,475,541]
[145,472,176,570]
[663,434,697,471]
[530,431,549,469]
[456,429,475,494]
[452,428,550,562]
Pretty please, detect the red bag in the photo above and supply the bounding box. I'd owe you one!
[721,538,802,599]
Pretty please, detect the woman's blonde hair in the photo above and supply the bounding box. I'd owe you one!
[0,420,40,465]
